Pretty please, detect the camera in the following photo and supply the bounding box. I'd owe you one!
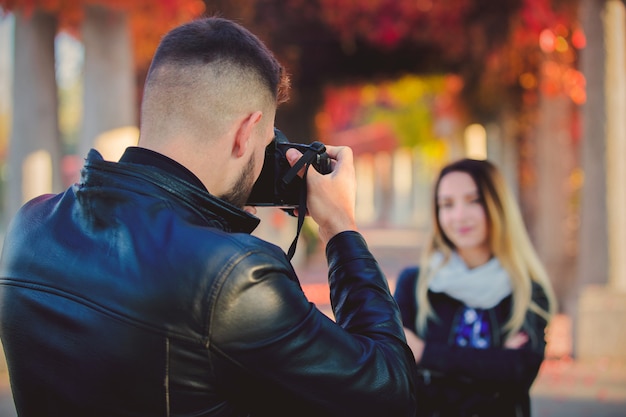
[246,128,332,207]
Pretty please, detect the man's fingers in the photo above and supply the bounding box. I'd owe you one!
[285,148,307,178]
[324,145,353,164]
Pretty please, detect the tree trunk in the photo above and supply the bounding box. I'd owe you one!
[5,11,61,228]
[79,4,136,161]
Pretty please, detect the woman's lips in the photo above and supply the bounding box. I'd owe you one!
[457,226,473,235]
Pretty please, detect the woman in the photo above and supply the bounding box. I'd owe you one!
[394,158,556,417]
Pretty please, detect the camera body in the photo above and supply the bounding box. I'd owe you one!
[246,128,331,207]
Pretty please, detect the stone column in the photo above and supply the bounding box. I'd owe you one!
[576,0,626,361]
[391,148,414,226]
[534,89,578,317]
[355,155,376,225]
[604,0,626,292]
[486,114,518,202]
[79,5,136,160]
[7,11,62,226]
[577,0,610,296]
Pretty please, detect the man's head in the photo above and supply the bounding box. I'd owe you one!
[138,17,290,207]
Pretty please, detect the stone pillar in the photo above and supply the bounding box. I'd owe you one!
[355,154,376,225]
[79,5,135,159]
[486,115,518,202]
[576,0,626,361]
[373,152,393,225]
[534,90,578,317]
[577,0,610,296]
[604,0,626,292]
[6,11,62,226]
[391,148,414,226]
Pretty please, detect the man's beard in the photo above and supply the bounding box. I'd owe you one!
[219,155,256,209]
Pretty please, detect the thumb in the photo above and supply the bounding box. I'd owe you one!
[285,148,302,166]
[285,148,308,180]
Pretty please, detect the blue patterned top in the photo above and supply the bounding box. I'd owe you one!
[454,307,491,349]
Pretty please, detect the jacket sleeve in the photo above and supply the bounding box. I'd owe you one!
[209,231,417,417]
[420,284,550,390]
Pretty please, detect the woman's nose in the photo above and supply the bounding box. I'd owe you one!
[451,204,468,220]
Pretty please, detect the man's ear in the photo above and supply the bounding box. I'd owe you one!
[232,111,263,158]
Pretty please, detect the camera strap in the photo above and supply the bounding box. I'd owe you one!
[286,169,309,260]
[283,148,320,260]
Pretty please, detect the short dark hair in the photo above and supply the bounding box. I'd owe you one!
[147,17,289,104]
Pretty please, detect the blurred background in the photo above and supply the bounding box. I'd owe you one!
[0,0,625,415]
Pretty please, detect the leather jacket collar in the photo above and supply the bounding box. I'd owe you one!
[78,149,260,234]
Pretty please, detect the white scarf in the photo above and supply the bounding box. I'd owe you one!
[427,251,512,309]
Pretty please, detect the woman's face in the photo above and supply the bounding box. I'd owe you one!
[437,171,491,265]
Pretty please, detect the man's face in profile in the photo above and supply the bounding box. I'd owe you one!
[220,153,257,208]
[220,115,275,209]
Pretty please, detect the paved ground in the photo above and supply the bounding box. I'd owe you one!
[0,227,624,416]
[530,358,626,417]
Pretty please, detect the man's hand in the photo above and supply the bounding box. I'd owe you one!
[286,145,357,245]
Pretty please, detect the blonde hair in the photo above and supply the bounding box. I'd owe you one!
[416,159,556,337]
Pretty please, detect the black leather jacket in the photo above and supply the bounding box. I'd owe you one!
[0,149,416,417]
[394,266,548,417]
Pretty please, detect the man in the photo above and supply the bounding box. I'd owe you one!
[0,17,417,417]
